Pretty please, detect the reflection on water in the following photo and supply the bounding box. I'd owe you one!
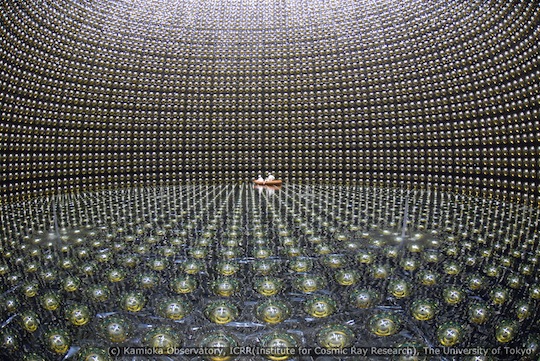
[0,184,539,360]
[255,184,282,196]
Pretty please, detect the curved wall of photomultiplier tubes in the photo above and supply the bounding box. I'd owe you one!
[0,0,539,203]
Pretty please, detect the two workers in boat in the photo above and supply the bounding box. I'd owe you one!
[256,173,275,183]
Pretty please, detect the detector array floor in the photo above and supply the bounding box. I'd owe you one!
[1,184,539,361]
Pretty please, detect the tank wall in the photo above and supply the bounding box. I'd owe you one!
[1,0,539,203]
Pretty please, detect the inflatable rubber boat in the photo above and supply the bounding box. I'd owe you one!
[253,179,283,186]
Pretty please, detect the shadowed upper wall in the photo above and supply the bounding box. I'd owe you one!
[0,0,539,203]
